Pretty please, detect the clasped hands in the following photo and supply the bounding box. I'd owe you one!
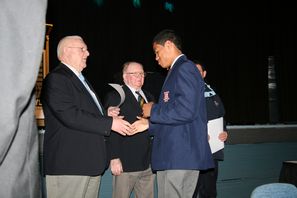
[108,106,150,136]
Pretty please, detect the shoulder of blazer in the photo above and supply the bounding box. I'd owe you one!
[122,85,135,100]
[49,63,85,91]
[174,55,188,67]
[172,55,198,75]
[53,63,77,78]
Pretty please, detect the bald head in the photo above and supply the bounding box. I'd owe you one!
[57,36,82,59]
[57,36,89,73]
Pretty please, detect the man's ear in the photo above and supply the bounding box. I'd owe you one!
[164,40,173,48]
[122,74,127,83]
[203,70,207,78]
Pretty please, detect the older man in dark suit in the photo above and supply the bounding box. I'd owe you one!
[41,35,135,198]
[0,1,46,198]
[104,61,155,198]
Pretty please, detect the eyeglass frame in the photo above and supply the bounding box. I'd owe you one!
[67,46,88,52]
[125,72,147,77]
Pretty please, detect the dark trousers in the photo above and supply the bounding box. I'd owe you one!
[193,160,219,198]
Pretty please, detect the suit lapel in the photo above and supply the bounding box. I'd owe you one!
[162,55,187,90]
[59,64,85,92]
[84,78,105,115]
[123,85,139,106]
[60,64,105,115]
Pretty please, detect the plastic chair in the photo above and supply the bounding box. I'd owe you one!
[251,183,297,198]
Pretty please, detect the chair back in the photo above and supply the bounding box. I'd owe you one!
[251,183,297,198]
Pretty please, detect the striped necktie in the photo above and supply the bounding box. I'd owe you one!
[135,91,145,107]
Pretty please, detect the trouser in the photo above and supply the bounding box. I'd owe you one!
[46,175,101,198]
[112,167,155,198]
[193,160,219,198]
[157,169,200,198]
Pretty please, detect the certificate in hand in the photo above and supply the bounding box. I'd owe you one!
[208,117,224,153]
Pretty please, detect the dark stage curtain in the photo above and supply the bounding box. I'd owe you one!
[46,0,297,124]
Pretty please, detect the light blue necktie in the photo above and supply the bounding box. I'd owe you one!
[79,73,103,115]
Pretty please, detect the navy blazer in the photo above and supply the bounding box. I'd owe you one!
[41,63,112,176]
[149,55,214,171]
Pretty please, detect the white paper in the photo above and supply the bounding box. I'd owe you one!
[108,83,126,107]
[208,117,224,153]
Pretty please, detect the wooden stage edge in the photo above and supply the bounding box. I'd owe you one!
[38,124,297,145]
[226,124,297,145]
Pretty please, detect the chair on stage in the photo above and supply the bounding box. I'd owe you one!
[279,160,297,187]
[250,183,297,198]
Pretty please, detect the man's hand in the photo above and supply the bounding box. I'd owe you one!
[110,158,123,176]
[107,106,120,117]
[218,131,228,142]
[111,117,135,136]
[142,102,153,118]
[132,117,149,134]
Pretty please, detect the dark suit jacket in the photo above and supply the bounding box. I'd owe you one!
[41,63,112,176]
[204,83,226,160]
[104,85,154,172]
[149,55,214,171]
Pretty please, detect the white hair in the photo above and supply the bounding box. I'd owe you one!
[57,35,82,60]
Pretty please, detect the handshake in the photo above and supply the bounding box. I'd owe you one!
[108,103,153,136]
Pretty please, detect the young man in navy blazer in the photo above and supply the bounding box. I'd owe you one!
[133,29,214,198]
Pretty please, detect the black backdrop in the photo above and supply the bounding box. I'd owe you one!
[46,0,297,124]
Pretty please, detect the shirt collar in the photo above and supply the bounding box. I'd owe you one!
[62,62,80,77]
[170,54,184,69]
[126,84,144,99]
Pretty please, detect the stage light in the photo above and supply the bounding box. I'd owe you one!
[94,0,104,7]
[133,0,141,8]
[164,1,174,13]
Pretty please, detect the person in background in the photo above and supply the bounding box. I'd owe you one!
[192,60,228,198]
[104,61,155,198]
[41,35,135,198]
[133,29,214,198]
[0,1,47,197]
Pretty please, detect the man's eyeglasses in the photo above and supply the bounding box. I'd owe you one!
[125,72,146,77]
[67,46,88,52]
